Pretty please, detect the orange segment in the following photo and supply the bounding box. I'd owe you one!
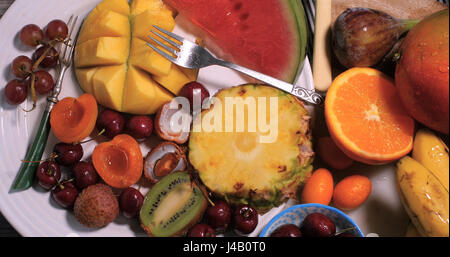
[325,68,415,165]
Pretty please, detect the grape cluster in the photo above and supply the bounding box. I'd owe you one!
[4,20,69,107]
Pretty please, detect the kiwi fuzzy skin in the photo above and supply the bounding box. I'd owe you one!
[140,185,208,237]
[74,184,119,228]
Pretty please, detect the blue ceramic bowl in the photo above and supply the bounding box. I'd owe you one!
[259,204,364,237]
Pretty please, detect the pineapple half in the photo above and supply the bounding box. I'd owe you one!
[189,84,314,212]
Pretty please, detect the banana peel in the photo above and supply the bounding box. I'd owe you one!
[396,156,449,237]
[412,129,449,192]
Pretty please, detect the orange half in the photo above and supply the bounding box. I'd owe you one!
[325,68,415,165]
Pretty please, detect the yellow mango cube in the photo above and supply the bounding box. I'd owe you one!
[75,67,99,94]
[78,9,130,44]
[131,0,174,17]
[130,38,172,77]
[123,67,156,114]
[92,65,127,111]
[153,66,191,95]
[96,0,130,16]
[123,67,173,114]
[74,37,129,68]
[132,9,175,43]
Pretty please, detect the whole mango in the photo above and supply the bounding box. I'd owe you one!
[395,9,449,134]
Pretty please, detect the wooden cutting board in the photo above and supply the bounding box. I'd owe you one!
[313,0,448,92]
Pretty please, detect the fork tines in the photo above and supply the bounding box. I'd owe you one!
[146,25,183,61]
[59,15,79,64]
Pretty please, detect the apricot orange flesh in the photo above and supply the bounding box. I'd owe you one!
[50,93,98,143]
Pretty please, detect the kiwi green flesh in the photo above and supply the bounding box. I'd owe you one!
[140,172,206,237]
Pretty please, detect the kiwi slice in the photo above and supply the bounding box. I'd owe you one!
[140,172,207,237]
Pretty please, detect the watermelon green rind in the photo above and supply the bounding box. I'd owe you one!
[287,0,309,83]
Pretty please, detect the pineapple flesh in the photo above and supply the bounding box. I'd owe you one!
[189,84,314,212]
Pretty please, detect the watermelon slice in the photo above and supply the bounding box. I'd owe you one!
[164,0,308,83]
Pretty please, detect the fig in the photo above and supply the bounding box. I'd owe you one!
[154,101,191,144]
[144,142,187,183]
[332,8,419,68]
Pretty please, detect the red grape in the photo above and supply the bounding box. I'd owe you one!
[32,46,59,68]
[32,70,54,95]
[11,56,32,79]
[4,79,28,105]
[46,20,68,41]
[19,24,44,47]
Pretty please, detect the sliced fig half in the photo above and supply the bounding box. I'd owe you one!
[155,101,191,144]
[144,142,187,183]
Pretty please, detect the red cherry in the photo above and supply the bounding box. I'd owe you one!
[36,161,61,190]
[119,187,144,219]
[52,180,79,208]
[179,82,210,112]
[126,115,153,139]
[232,205,258,234]
[187,224,216,237]
[72,161,98,190]
[205,200,231,232]
[96,109,126,139]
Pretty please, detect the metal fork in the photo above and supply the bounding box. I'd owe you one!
[11,15,80,192]
[147,25,324,105]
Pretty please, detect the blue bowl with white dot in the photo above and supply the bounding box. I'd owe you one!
[259,203,364,237]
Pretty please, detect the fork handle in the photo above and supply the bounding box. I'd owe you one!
[214,59,324,105]
[11,109,51,191]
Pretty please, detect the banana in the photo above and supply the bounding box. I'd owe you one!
[405,221,422,237]
[412,129,449,192]
[396,156,449,237]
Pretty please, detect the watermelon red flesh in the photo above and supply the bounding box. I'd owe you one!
[164,0,307,83]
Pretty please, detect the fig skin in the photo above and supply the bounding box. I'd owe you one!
[332,8,417,68]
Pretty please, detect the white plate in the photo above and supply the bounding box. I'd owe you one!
[0,0,408,237]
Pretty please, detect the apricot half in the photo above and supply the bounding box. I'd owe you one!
[92,134,143,188]
[50,93,98,143]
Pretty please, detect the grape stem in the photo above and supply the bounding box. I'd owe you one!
[22,39,63,112]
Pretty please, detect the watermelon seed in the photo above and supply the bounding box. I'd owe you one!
[240,13,249,21]
[233,2,243,11]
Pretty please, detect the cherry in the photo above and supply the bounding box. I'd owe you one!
[187,224,216,237]
[53,142,83,166]
[300,213,336,237]
[4,79,28,105]
[96,109,126,139]
[72,161,98,190]
[119,187,144,219]
[52,180,79,208]
[12,56,32,79]
[19,24,44,47]
[126,115,153,139]
[179,82,210,112]
[46,20,68,41]
[232,205,258,234]
[32,46,59,68]
[205,200,231,232]
[270,224,302,237]
[36,161,61,190]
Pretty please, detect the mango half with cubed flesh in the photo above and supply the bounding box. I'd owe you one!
[74,0,198,114]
